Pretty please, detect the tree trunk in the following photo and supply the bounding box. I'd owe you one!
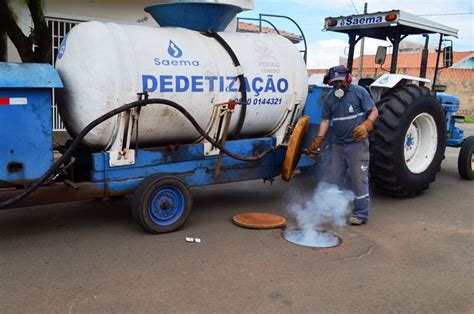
[0,0,51,63]
[0,31,7,62]
[27,0,51,63]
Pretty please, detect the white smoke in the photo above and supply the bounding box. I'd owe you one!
[284,182,355,247]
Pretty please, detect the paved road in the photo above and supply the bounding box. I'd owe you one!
[1,125,473,313]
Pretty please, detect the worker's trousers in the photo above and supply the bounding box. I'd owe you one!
[327,139,370,221]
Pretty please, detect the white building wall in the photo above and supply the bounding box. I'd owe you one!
[43,0,157,25]
[7,0,156,62]
[7,0,254,62]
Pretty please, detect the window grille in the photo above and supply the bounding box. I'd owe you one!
[45,17,83,131]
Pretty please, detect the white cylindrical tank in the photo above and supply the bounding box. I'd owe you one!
[56,22,308,150]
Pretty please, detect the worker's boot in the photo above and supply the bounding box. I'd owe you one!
[348,216,365,225]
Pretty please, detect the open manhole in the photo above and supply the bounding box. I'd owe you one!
[282,228,342,248]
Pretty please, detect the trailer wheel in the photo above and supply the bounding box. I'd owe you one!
[132,175,192,233]
[370,84,446,196]
[458,136,474,180]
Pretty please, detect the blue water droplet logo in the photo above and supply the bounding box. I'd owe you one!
[57,36,68,60]
[379,76,389,84]
[168,40,183,58]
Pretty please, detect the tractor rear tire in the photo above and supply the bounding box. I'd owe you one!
[458,136,474,180]
[370,84,446,196]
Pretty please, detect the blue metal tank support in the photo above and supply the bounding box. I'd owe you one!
[296,85,330,169]
[303,86,327,126]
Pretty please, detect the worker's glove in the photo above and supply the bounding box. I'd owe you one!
[353,119,374,141]
[305,136,324,159]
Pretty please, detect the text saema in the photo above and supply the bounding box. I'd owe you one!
[340,16,384,26]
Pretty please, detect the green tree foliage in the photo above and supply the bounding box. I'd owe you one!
[0,0,51,63]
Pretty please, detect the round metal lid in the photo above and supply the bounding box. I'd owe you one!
[281,115,310,182]
[232,213,287,229]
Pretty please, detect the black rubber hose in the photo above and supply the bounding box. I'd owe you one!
[0,98,280,209]
[157,99,281,160]
[207,31,247,138]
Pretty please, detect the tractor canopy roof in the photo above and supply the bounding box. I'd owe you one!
[324,10,458,40]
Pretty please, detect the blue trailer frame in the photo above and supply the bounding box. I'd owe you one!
[90,138,286,193]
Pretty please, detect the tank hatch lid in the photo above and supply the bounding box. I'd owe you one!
[0,62,63,88]
[145,1,245,32]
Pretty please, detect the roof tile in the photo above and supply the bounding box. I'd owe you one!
[352,51,473,69]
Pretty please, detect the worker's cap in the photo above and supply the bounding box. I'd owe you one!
[327,65,351,83]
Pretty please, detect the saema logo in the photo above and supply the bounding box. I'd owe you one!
[168,40,183,58]
[154,39,200,67]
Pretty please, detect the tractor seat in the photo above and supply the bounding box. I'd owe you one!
[358,78,375,94]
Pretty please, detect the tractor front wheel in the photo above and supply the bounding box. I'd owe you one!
[458,136,474,180]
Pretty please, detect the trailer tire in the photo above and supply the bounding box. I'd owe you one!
[370,84,446,196]
[458,136,474,180]
[132,175,192,233]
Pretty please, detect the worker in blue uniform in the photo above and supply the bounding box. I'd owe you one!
[307,65,378,225]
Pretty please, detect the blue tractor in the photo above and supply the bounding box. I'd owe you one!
[299,10,473,196]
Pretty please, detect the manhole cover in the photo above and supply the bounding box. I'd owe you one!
[282,228,342,248]
[232,213,287,229]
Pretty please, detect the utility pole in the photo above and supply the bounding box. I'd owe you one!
[357,2,368,78]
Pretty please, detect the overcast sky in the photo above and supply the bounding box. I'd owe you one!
[238,0,473,69]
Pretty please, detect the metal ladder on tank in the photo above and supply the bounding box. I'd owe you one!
[236,14,308,64]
